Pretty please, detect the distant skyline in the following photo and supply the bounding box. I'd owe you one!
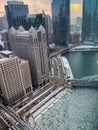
[0,0,82,24]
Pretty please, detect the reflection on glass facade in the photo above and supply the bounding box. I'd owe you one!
[26,13,46,30]
[5,1,28,29]
[52,0,70,46]
[82,0,98,43]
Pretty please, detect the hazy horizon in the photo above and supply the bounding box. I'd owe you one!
[0,0,82,24]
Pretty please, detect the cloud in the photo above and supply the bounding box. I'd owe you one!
[24,0,51,15]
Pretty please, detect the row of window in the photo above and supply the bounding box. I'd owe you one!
[25,86,32,94]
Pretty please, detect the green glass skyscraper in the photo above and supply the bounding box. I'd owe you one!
[82,0,98,43]
[52,0,70,46]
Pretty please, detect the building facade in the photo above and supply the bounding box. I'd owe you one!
[26,12,46,30]
[20,60,32,95]
[0,54,32,105]
[0,30,11,50]
[9,26,49,89]
[70,32,80,45]
[26,11,53,45]
[0,35,4,50]
[45,15,54,45]
[52,0,70,46]
[0,15,8,31]
[76,17,82,27]
[82,0,98,43]
[5,1,28,29]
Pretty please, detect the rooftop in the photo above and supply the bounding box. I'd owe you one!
[0,30,8,33]
[0,50,13,56]
[7,1,24,5]
[10,25,45,36]
[0,57,9,62]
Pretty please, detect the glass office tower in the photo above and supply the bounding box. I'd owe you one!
[82,0,98,43]
[26,13,46,29]
[5,1,28,29]
[52,0,70,46]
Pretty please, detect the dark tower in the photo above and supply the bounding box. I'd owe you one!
[52,0,70,46]
[5,1,28,29]
[82,0,98,43]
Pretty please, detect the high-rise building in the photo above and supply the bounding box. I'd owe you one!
[70,24,77,33]
[5,1,28,29]
[26,12,46,30]
[26,11,53,44]
[82,0,98,43]
[70,24,81,34]
[0,35,4,50]
[19,59,33,96]
[76,17,82,33]
[0,15,8,31]
[52,0,70,46]
[45,15,54,44]
[0,30,11,50]
[70,32,80,45]
[9,26,49,89]
[76,17,82,27]
[0,53,32,105]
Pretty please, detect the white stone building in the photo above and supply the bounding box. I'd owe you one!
[9,25,50,89]
[0,53,32,105]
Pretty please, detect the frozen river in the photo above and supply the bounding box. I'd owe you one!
[30,51,98,130]
[36,88,98,130]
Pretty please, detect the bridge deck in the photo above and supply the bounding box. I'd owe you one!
[70,75,98,87]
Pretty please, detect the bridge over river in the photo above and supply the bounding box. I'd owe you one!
[70,74,98,87]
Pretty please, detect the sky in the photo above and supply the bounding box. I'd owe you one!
[0,0,82,24]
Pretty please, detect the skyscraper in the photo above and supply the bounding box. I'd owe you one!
[82,0,98,43]
[0,53,32,105]
[26,12,46,30]
[0,35,4,50]
[45,15,54,45]
[0,30,11,50]
[9,26,49,89]
[5,1,28,29]
[26,11,53,45]
[0,15,8,31]
[76,17,82,27]
[52,0,70,46]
